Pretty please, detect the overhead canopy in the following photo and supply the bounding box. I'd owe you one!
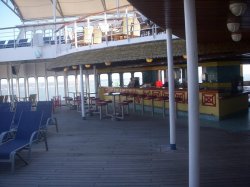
[128,0,250,43]
[11,0,130,21]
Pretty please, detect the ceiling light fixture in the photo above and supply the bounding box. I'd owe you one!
[146,58,153,63]
[229,0,247,16]
[227,15,240,32]
[85,64,91,68]
[231,32,242,42]
[105,61,111,66]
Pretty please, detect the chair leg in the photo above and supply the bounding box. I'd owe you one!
[43,132,49,151]
[151,99,154,116]
[53,117,58,132]
[10,152,15,173]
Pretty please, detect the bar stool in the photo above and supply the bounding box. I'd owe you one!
[118,101,129,119]
[128,92,138,112]
[155,96,169,117]
[143,94,157,116]
[95,100,109,120]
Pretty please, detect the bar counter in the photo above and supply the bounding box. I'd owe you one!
[99,87,249,120]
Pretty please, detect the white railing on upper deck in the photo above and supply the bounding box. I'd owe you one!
[0,8,167,61]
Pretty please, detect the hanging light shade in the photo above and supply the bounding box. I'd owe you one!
[105,61,111,66]
[85,64,91,68]
[231,32,242,42]
[229,0,247,16]
[227,15,240,32]
[64,67,68,72]
[146,58,153,63]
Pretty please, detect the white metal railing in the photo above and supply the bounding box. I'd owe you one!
[0,8,165,52]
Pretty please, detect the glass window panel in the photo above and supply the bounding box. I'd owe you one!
[57,76,65,98]
[48,76,55,100]
[89,74,96,94]
[111,73,120,87]
[18,78,25,98]
[38,77,46,101]
[243,64,250,81]
[134,72,143,85]
[1,79,9,95]
[28,77,36,95]
[68,75,76,97]
[100,74,108,87]
[123,72,131,86]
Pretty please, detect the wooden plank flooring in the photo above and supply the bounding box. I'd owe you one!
[0,107,250,187]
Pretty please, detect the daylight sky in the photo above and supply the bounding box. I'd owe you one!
[0,2,22,28]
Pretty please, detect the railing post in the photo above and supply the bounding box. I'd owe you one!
[74,21,78,48]
[80,65,86,120]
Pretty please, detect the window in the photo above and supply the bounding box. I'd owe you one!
[57,76,65,97]
[89,74,96,94]
[28,77,36,95]
[68,75,76,97]
[198,66,202,83]
[44,29,52,37]
[38,77,46,101]
[10,78,18,96]
[123,72,131,86]
[1,79,9,95]
[100,74,108,87]
[111,73,120,87]
[243,65,250,81]
[48,76,56,100]
[18,78,25,98]
[134,72,143,85]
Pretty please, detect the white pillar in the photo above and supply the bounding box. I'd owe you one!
[184,0,200,186]
[80,65,86,119]
[45,65,49,101]
[166,29,176,150]
[53,0,57,48]
[74,21,78,48]
[93,65,98,98]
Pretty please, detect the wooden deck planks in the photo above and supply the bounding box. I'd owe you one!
[0,107,250,187]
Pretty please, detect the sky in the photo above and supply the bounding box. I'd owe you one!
[0,2,22,28]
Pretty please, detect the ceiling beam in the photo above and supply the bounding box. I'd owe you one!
[50,0,64,17]
[101,0,107,11]
[1,0,24,20]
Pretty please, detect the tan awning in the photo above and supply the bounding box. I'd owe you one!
[13,0,130,21]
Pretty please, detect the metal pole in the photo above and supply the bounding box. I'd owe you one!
[166,29,176,150]
[53,0,57,48]
[184,0,200,186]
[125,8,129,39]
[93,65,98,98]
[74,21,78,48]
[80,65,86,120]
[10,65,14,102]
[45,64,49,101]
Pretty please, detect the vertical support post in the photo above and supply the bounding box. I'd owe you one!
[53,0,57,48]
[45,64,49,101]
[55,74,58,96]
[166,29,176,150]
[9,65,14,102]
[64,71,68,97]
[93,65,98,98]
[13,28,16,48]
[65,25,68,44]
[184,0,200,186]
[125,7,129,40]
[74,21,78,48]
[34,64,39,101]
[80,65,86,120]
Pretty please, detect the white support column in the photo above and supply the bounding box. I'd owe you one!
[80,65,86,120]
[53,0,57,49]
[184,0,200,187]
[45,65,49,101]
[93,65,98,98]
[125,8,129,40]
[34,64,39,100]
[166,29,176,150]
[74,21,78,48]
[55,74,58,96]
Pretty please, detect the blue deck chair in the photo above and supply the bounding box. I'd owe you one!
[0,111,47,173]
[0,103,11,112]
[0,112,14,143]
[36,101,58,132]
[12,102,32,130]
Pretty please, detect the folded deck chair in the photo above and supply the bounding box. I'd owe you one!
[12,101,32,130]
[36,101,58,132]
[0,111,47,173]
[0,103,11,112]
[0,112,14,143]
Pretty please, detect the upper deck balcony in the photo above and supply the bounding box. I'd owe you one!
[0,9,168,63]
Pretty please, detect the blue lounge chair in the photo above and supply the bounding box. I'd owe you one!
[12,102,32,130]
[36,101,58,132]
[0,111,47,173]
[0,103,11,112]
[0,112,14,143]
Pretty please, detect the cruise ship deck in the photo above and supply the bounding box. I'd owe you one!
[0,107,249,187]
